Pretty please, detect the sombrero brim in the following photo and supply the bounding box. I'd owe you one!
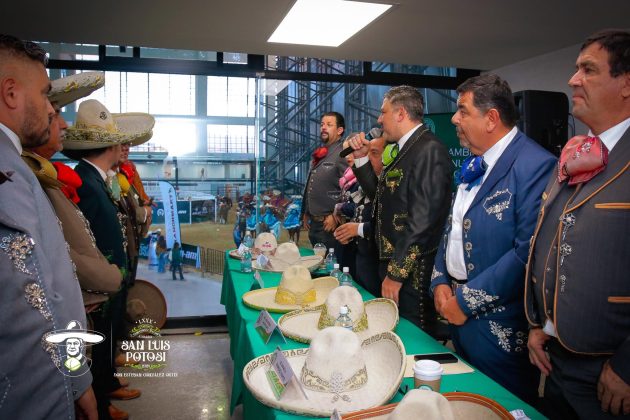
[278,298,399,344]
[254,255,322,273]
[63,113,155,150]
[228,248,262,260]
[341,392,513,419]
[127,279,167,328]
[46,329,105,344]
[242,276,339,313]
[49,72,105,109]
[243,331,406,417]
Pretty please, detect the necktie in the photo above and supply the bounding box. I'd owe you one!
[460,155,487,191]
[558,135,608,186]
[382,143,399,166]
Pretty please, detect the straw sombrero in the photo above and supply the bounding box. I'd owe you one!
[253,242,322,273]
[254,232,278,255]
[64,99,155,150]
[126,279,167,328]
[243,327,406,417]
[48,72,105,109]
[242,265,338,313]
[342,390,513,419]
[278,286,398,343]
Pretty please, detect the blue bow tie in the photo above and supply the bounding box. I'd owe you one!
[460,156,487,191]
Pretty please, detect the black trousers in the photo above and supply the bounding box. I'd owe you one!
[541,338,629,419]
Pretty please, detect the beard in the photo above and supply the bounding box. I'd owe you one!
[20,101,51,148]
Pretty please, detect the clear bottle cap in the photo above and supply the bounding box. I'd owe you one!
[339,305,348,315]
[343,267,349,273]
[333,263,340,269]
[329,248,334,252]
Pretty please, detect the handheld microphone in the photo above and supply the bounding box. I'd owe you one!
[339,127,383,158]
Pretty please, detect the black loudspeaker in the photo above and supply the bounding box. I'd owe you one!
[513,90,569,157]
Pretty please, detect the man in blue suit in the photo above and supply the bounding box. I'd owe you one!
[431,74,556,404]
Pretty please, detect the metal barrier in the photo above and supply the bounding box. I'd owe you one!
[199,246,225,275]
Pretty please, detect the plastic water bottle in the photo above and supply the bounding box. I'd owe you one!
[241,249,252,273]
[243,231,254,248]
[335,306,353,330]
[325,248,336,272]
[339,267,354,287]
[329,263,342,280]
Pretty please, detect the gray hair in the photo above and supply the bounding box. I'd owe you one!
[383,86,425,122]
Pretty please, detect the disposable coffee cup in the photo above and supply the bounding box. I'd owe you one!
[413,359,443,391]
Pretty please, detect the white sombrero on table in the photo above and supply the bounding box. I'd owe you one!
[278,285,398,343]
[48,72,105,108]
[341,389,514,419]
[253,242,322,273]
[242,265,338,313]
[63,99,155,150]
[243,327,406,417]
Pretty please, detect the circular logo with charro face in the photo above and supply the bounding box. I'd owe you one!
[45,321,105,377]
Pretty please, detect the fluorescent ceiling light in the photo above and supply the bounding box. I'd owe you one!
[268,0,391,47]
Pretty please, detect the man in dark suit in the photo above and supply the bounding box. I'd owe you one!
[0,34,96,419]
[301,112,348,250]
[431,74,556,404]
[525,29,630,418]
[349,86,452,333]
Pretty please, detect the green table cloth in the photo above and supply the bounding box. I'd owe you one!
[220,250,546,419]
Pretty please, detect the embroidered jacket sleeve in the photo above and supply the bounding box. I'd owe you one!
[430,220,451,294]
[455,157,555,318]
[388,140,452,282]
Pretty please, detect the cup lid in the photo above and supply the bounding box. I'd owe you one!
[413,359,443,376]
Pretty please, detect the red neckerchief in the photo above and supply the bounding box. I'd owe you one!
[558,135,608,186]
[119,161,135,181]
[52,162,83,204]
[311,146,328,166]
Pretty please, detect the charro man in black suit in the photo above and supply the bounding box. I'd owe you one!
[525,29,630,418]
[349,86,452,333]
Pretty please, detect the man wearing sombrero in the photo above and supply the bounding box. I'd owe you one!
[63,99,154,419]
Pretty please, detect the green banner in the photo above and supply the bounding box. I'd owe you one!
[425,113,472,190]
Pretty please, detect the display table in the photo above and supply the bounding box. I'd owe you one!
[221,251,545,419]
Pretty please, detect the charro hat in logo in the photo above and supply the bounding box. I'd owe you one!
[243,327,406,416]
[45,320,104,344]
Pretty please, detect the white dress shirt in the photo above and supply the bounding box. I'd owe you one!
[0,122,23,155]
[446,126,518,280]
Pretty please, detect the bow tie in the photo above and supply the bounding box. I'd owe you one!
[382,143,399,166]
[460,155,487,190]
[558,135,608,186]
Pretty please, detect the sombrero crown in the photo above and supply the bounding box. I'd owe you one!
[64,99,155,150]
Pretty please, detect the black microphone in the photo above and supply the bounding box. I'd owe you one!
[339,127,383,158]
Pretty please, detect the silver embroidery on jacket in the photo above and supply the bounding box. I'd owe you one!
[1,233,35,275]
[41,334,61,368]
[431,268,443,281]
[461,285,505,318]
[25,283,53,321]
[490,321,513,352]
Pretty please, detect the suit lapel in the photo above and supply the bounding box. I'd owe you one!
[378,126,428,184]
[468,132,524,210]
[566,127,630,209]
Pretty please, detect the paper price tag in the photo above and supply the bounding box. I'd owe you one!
[237,243,249,255]
[254,310,277,343]
[254,270,264,288]
[257,254,269,268]
[330,408,342,420]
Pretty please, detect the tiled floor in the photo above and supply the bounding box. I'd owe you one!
[115,333,241,420]
[136,263,226,317]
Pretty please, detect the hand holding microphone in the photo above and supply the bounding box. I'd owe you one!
[339,127,382,158]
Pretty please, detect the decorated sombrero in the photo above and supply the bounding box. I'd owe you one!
[64,99,155,150]
[126,279,167,328]
[253,242,322,273]
[342,389,514,419]
[48,72,105,108]
[242,265,338,313]
[243,327,406,417]
[45,320,105,344]
[278,286,398,343]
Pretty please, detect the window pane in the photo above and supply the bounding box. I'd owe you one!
[149,74,195,115]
